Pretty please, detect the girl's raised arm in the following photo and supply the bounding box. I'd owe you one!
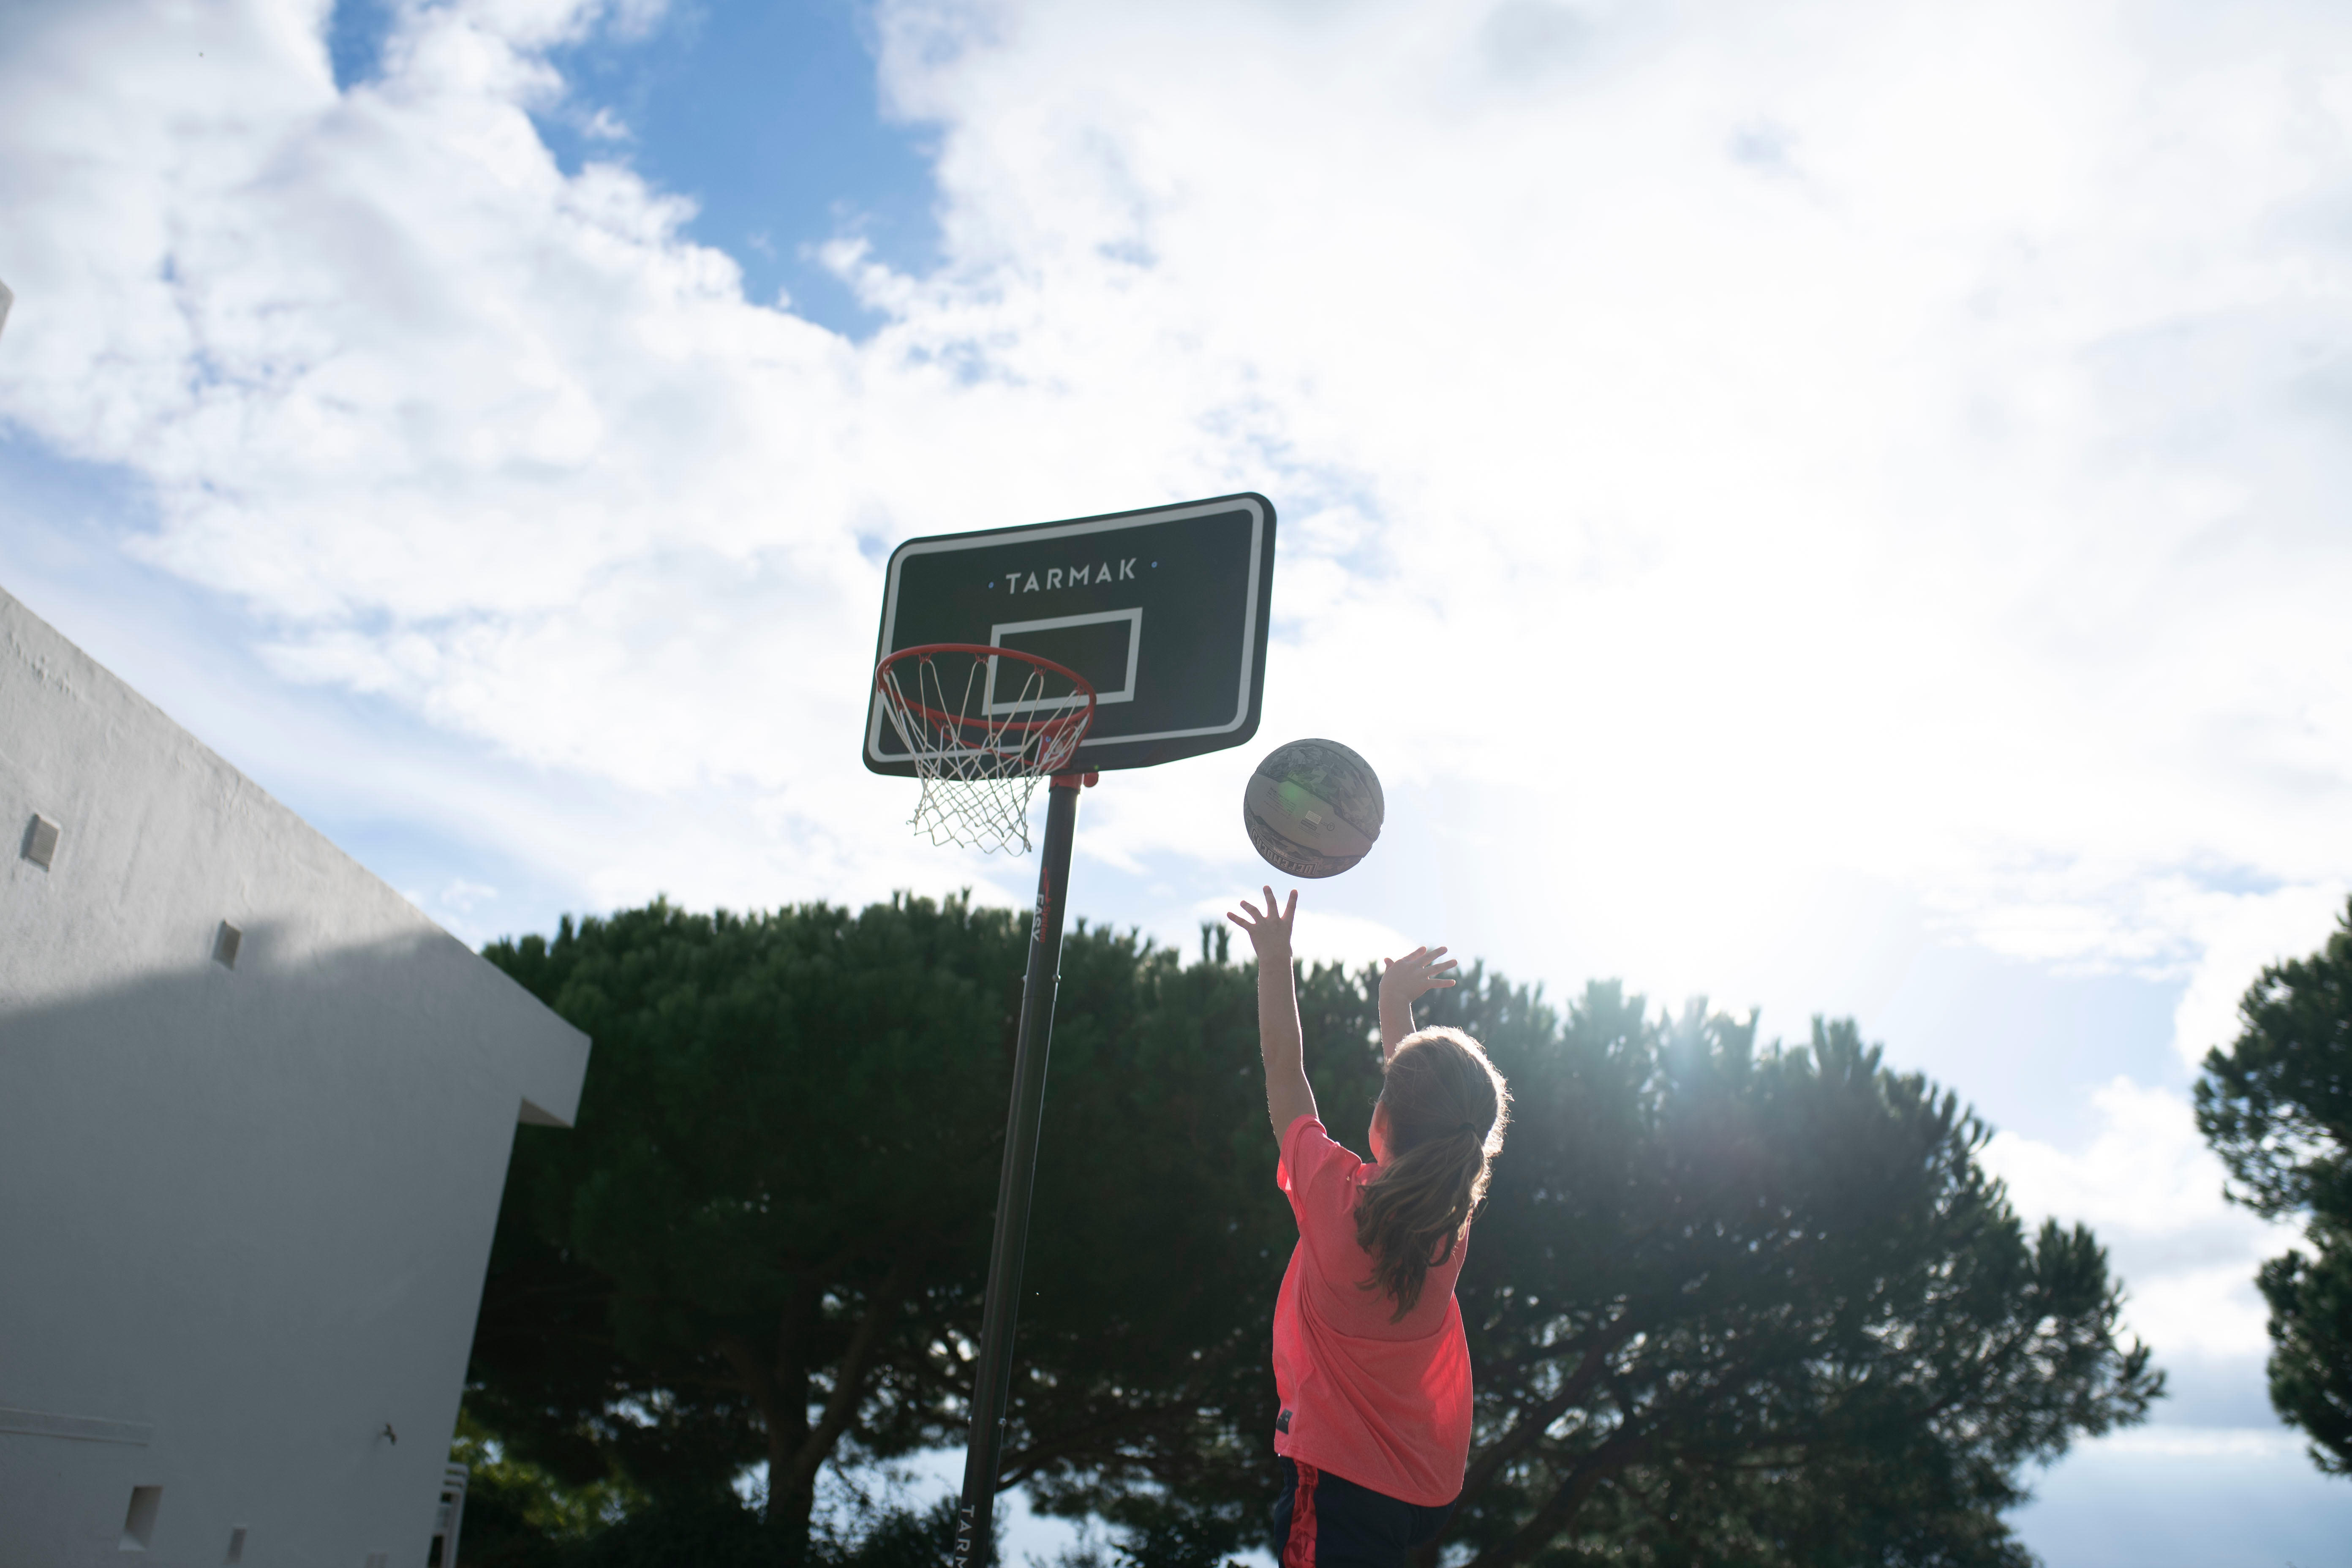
[1377,945,1460,1062]
[1228,885,1316,1141]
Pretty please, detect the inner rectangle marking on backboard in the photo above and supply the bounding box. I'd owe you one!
[988,609,1143,712]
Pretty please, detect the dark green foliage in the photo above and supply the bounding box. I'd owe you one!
[2254,1232,2352,1477]
[504,1494,964,1568]
[444,1409,637,1568]
[558,1497,790,1568]
[2195,897,2352,1475]
[445,1477,568,1568]
[476,895,1029,1527]
[473,895,1293,1547]
[1385,974,2158,1568]
[471,897,2161,1568]
[2194,899,2352,1222]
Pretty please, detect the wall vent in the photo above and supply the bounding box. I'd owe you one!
[212,922,242,970]
[21,813,59,871]
[224,1526,247,1564]
[119,1485,161,1551]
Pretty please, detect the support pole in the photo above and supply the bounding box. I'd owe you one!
[952,774,1082,1568]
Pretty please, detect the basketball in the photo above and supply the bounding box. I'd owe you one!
[1242,738,1385,878]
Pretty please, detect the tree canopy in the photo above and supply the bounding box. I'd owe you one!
[2195,895,2352,1475]
[472,895,2161,1565]
[474,895,1026,1528]
[1429,979,2155,1567]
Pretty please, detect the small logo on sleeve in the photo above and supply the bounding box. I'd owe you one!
[1275,1409,1292,1434]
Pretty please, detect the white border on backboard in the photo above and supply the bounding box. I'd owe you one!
[868,495,1268,766]
[987,608,1143,713]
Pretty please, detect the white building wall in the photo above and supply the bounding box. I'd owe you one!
[0,585,591,1568]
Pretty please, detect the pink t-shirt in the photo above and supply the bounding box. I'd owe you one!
[1271,1113,1473,1507]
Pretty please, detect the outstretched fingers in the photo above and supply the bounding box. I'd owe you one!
[1382,943,1460,995]
[1227,887,1300,949]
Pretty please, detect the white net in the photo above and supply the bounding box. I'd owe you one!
[875,646,1097,853]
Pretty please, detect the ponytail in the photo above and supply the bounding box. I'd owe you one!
[1354,1026,1511,1320]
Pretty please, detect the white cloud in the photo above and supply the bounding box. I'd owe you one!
[1983,1076,2297,1361]
[2166,884,2349,1070]
[2,0,2351,1001]
[577,104,630,142]
[437,877,498,914]
[2091,1424,2307,1460]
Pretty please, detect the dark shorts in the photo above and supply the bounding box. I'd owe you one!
[1271,1457,1457,1568]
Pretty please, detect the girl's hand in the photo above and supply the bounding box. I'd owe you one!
[1227,885,1299,964]
[1380,945,1459,1004]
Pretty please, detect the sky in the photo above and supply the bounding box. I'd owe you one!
[3,0,2352,1560]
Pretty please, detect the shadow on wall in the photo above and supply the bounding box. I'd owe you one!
[0,920,579,1567]
[0,907,583,1117]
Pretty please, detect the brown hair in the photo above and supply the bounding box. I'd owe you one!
[1355,1026,1511,1320]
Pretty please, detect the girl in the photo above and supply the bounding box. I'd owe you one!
[1227,886,1512,1568]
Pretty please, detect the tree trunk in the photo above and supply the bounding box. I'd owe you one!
[765,1284,819,1531]
[727,1258,921,1536]
[768,1426,821,1535]
[771,1255,922,1533]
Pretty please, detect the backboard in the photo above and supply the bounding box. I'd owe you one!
[865,493,1277,776]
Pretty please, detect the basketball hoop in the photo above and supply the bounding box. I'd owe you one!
[874,644,1098,852]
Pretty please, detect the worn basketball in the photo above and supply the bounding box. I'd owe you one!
[1242,738,1385,878]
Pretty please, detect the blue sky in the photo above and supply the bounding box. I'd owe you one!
[330,0,939,332]
[5,0,2352,1560]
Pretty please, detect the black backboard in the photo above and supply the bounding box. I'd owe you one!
[865,494,1277,775]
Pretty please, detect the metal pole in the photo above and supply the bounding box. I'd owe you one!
[952,774,1082,1568]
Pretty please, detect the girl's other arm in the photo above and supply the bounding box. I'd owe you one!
[1377,945,1460,1062]
[1228,885,1316,1140]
